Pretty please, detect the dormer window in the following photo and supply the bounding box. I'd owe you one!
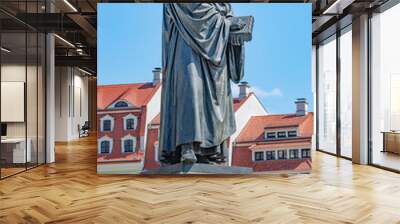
[277,131,286,138]
[265,129,298,140]
[266,132,276,139]
[288,130,297,138]
[114,101,129,108]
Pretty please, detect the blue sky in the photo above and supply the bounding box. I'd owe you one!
[98,3,312,114]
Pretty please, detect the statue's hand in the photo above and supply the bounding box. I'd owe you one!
[229,17,245,31]
[230,22,245,31]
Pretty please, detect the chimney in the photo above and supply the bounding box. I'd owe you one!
[238,81,250,100]
[152,67,162,86]
[295,98,308,116]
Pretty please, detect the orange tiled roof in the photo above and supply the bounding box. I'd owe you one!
[233,92,253,112]
[97,82,160,110]
[151,113,160,125]
[97,151,144,163]
[248,138,312,150]
[149,94,251,126]
[236,112,314,143]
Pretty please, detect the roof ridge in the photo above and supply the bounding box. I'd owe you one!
[98,82,150,87]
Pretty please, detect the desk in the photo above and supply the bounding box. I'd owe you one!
[1,138,31,163]
[382,131,400,155]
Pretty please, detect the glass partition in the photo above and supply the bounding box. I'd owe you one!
[0,1,46,179]
[371,3,400,171]
[1,31,28,177]
[317,35,337,154]
[339,27,352,158]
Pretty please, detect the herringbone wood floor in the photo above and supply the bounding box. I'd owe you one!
[1,136,400,224]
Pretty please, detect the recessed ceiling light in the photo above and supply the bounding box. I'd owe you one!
[54,34,75,48]
[1,47,11,53]
[78,67,93,76]
[63,0,78,12]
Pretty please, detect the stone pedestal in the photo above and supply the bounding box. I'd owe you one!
[141,163,253,174]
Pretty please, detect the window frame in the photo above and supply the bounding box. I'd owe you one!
[287,130,297,138]
[301,148,311,158]
[277,131,287,138]
[277,150,287,160]
[289,149,300,159]
[254,151,265,161]
[98,136,113,154]
[100,115,114,132]
[123,114,138,131]
[123,139,135,153]
[266,151,276,160]
[121,134,137,153]
[114,101,129,108]
[265,131,277,140]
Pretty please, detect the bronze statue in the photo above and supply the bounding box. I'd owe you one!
[159,3,253,165]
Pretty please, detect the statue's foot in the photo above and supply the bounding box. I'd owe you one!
[196,155,210,164]
[181,145,197,164]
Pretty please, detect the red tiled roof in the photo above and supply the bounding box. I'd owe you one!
[97,151,144,163]
[97,82,160,110]
[149,93,252,126]
[233,92,253,112]
[236,112,314,143]
[248,138,311,150]
[151,113,160,125]
[253,159,312,172]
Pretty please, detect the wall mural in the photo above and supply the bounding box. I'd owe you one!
[97,3,313,175]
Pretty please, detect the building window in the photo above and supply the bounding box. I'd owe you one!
[265,132,276,139]
[277,131,286,138]
[126,118,135,130]
[98,136,113,154]
[123,114,137,130]
[121,135,136,153]
[100,115,114,132]
[100,141,111,154]
[301,149,311,158]
[103,120,111,131]
[254,151,264,161]
[288,130,297,138]
[277,150,287,160]
[266,151,275,160]
[114,101,129,108]
[123,139,135,153]
[289,149,299,159]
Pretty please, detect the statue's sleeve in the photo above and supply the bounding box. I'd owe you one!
[227,44,244,84]
[165,3,231,65]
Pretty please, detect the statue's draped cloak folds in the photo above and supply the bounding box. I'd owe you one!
[159,3,245,155]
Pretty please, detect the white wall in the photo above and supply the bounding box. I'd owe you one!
[142,86,162,169]
[228,94,268,165]
[55,67,89,141]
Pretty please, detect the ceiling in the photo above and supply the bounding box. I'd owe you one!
[0,0,394,76]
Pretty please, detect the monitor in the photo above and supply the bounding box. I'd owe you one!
[1,123,7,137]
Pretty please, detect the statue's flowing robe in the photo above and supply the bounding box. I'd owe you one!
[159,3,244,156]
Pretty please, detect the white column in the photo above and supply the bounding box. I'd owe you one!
[46,33,55,163]
[352,14,369,164]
